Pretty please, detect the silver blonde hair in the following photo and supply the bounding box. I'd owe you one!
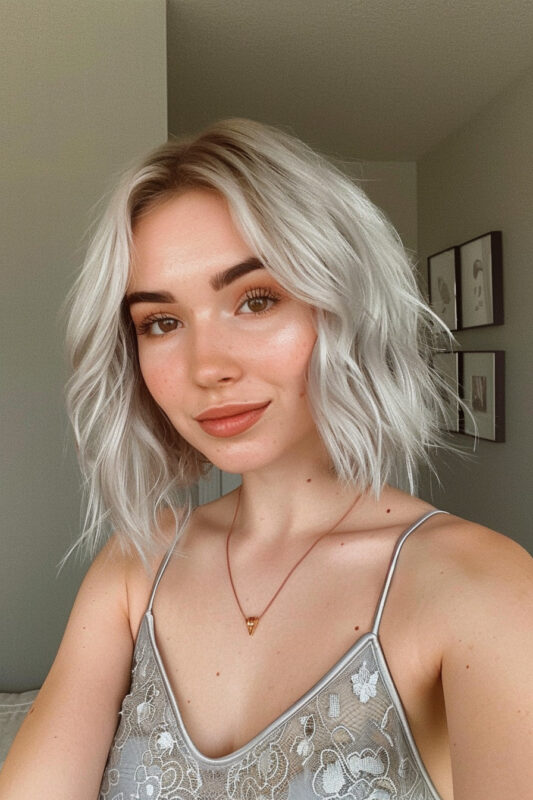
[63,118,455,567]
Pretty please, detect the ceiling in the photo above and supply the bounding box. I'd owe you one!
[167,0,533,161]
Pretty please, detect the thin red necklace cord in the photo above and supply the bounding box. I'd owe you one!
[226,485,362,636]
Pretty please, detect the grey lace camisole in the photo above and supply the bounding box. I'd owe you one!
[99,509,448,800]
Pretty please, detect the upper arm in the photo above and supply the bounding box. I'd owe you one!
[0,535,137,799]
[438,524,533,799]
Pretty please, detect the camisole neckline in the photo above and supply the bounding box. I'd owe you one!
[145,615,393,766]
[143,507,448,787]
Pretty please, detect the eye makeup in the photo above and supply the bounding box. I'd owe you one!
[134,286,283,337]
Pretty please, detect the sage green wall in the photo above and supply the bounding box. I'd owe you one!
[0,0,167,691]
[418,64,533,553]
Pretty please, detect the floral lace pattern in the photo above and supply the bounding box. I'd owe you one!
[99,616,442,800]
[350,662,379,704]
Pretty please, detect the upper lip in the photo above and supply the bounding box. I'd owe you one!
[195,401,270,421]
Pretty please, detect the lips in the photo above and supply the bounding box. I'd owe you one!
[195,402,271,438]
[195,401,270,421]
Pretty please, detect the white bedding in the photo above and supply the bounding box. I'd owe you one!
[0,689,39,768]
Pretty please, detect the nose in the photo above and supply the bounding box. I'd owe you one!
[187,318,243,387]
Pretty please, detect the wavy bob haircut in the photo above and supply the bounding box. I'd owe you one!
[63,117,454,567]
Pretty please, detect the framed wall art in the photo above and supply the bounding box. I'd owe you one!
[433,351,460,432]
[459,231,503,329]
[460,350,505,442]
[427,246,460,330]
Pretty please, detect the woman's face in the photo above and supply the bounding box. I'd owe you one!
[127,188,320,475]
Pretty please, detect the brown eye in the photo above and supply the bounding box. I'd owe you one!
[239,287,281,316]
[246,296,270,313]
[155,318,178,334]
[137,316,180,336]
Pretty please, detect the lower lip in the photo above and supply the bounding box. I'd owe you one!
[197,403,270,437]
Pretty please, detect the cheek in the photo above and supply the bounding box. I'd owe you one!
[138,348,184,408]
[255,317,317,383]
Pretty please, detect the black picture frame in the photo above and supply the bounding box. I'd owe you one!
[458,231,503,329]
[459,350,505,442]
[433,351,460,432]
[427,246,460,331]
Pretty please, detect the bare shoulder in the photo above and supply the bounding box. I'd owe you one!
[121,504,201,638]
[407,513,533,642]
[421,517,533,797]
[415,512,533,581]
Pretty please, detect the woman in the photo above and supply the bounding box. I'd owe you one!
[1,119,531,799]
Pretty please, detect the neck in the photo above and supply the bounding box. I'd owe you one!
[229,458,363,548]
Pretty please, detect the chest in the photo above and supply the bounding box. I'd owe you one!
[130,539,453,799]
[105,618,447,800]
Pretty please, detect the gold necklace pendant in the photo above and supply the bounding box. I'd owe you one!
[226,486,362,640]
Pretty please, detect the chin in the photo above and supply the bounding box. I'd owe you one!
[201,442,281,475]
[207,455,270,476]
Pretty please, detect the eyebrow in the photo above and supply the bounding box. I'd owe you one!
[126,257,265,307]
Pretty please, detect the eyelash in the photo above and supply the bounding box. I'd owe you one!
[135,286,282,337]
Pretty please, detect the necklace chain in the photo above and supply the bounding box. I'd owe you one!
[225,485,362,636]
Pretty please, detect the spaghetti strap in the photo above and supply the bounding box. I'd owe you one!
[146,530,181,613]
[371,509,449,637]
[146,499,194,613]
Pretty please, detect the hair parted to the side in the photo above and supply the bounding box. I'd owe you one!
[62,117,458,569]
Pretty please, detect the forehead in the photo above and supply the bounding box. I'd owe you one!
[130,188,254,283]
